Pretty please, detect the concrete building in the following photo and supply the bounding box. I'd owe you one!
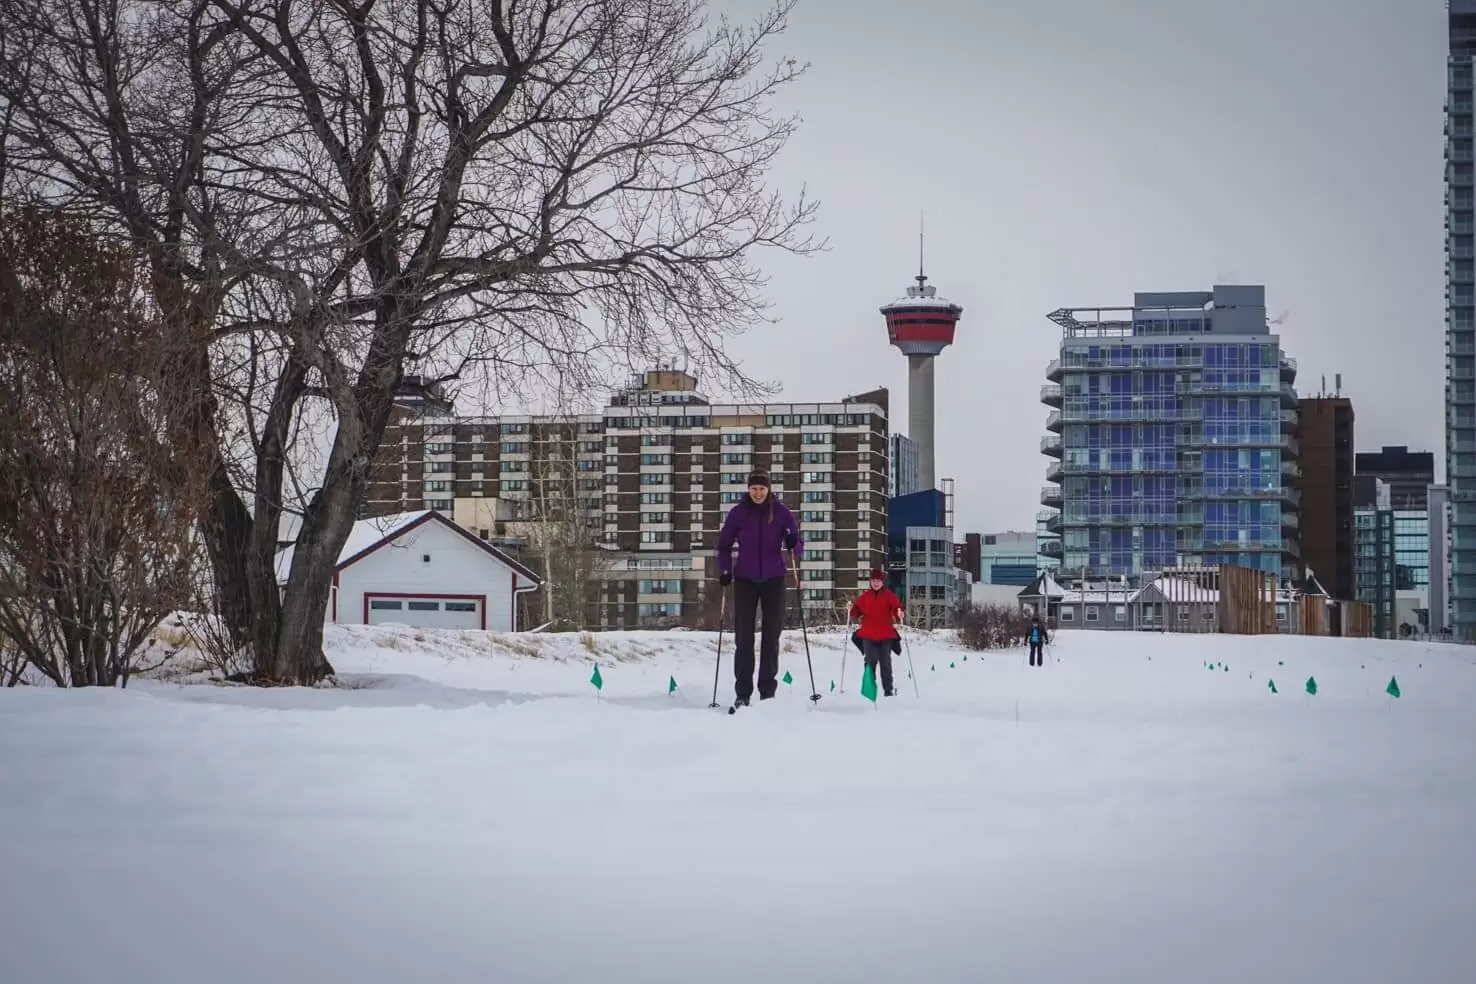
[1040,284,1301,580]
[881,263,961,491]
[1295,395,1355,599]
[1431,483,1452,634]
[1356,445,1435,511]
[1447,4,1476,639]
[368,369,890,628]
[977,531,1039,586]
[889,433,919,498]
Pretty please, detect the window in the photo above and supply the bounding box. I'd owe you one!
[1113,606,1126,622]
[641,453,670,465]
[369,600,402,610]
[1178,608,1191,621]
[407,601,440,611]
[1060,608,1074,622]
[1085,606,1099,622]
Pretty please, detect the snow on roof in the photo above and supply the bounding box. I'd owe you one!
[275,510,432,585]
[1132,576,1219,604]
[881,293,960,310]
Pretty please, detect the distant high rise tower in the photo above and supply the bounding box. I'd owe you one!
[880,245,961,490]
[1448,2,1476,639]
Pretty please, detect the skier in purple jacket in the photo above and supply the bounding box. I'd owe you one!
[716,470,803,706]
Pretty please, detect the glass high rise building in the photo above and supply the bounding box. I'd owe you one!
[1447,3,1476,640]
[1040,285,1300,580]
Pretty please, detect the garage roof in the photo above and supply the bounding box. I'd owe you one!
[275,510,542,586]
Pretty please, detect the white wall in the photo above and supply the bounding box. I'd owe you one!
[335,519,520,631]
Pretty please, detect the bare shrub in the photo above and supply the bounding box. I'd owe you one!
[957,603,1033,652]
[0,208,207,687]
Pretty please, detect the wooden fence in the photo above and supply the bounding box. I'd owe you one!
[1217,564,1280,635]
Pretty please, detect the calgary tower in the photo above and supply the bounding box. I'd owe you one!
[879,237,961,491]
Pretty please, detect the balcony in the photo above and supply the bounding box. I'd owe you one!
[1280,408,1298,432]
[1040,434,1063,457]
[1040,383,1063,407]
[1046,461,1063,483]
[1280,434,1301,457]
[1452,365,1476,383]
[1045,410,1063,432]
[1045,513,1063,534]
[1280,383,1298,405]
[1040,539,1064,557]
[1282,459,1302,480]
[1040,485,1062,507]
[1280,356,1297,382]
[1281,511,1300,529]
[1046,358,1063,382]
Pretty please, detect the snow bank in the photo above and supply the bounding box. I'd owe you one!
[2,629,1475,984]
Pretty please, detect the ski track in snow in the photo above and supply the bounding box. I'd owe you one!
[2,626,1475,984]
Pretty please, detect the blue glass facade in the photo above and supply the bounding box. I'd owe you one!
[1041,287,1300,580]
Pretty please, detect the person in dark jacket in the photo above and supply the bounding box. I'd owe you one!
[1027,615,1050,666]
[716,471,802,706]
[849,567,904,696]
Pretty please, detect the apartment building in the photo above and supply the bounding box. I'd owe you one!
[1040,284,1302,580]
[367,370,890,629]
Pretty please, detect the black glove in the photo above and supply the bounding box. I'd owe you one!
[783,532,797,551]
[719,573,732,587]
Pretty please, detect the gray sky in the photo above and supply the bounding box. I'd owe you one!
[708,0,1444,536]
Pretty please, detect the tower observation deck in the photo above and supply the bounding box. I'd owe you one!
[880,268,962,491]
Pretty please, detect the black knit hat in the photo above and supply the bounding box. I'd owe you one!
[746,471,770,489]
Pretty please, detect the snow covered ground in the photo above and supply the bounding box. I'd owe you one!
[3,625,1476,984]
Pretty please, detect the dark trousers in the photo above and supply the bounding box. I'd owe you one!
[862,638,895,694]
[1029,642,1044,666]
[733,578,785,700]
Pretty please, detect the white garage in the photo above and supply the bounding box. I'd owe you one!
[276,510,541,632]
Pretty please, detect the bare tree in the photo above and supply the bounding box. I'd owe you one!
[511,416,615,629]
[0,0,817,683]
[0,208,206,687]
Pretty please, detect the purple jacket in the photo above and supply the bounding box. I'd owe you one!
[717,496,802,581]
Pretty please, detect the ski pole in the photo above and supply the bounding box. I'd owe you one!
[789,550,821,703]
[709,587,727,709]
[902,623,919,697]
[840,621,850,694]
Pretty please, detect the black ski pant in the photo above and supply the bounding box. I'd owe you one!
[733,577,785,701]
[1029,642,1044,666]
[862,637,895,694]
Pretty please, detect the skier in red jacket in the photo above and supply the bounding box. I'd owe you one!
[849,567,904,697]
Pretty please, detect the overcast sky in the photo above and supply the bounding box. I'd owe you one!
[686,0,1444,536]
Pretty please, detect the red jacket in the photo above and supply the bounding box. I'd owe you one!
[850,588,902,640]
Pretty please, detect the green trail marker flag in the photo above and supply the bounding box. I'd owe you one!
[860,663,878,703]
[1386,676,1401,699]
[1268,679,1278,694]
[1305,676,1317,696]
[590,664,604,692]
[830,680,836,693]
[783,669,793,686]
[949,661,956,669]
[667,675,678,695]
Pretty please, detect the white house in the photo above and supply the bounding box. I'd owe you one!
[275,511,541,631]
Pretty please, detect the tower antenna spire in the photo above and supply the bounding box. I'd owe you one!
[917,212,926,288]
